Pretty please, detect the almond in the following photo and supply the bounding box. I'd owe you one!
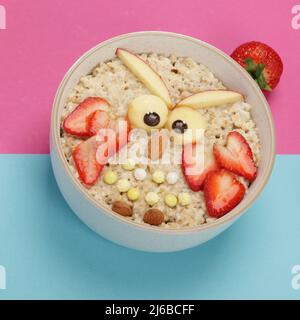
[143,209,164,226]
[112,201,133,217]
[147,135,167,160]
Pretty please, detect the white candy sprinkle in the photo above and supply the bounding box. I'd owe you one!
[134,168,147,181]
[166,172,178,185]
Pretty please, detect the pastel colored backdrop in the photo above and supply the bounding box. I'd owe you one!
[0,0,299,154]
[0,0,300,301]
[0,155,299,299]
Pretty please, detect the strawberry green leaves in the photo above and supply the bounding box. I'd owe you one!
[245,58,272,91]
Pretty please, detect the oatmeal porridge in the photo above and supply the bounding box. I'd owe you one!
[60,49,260,228]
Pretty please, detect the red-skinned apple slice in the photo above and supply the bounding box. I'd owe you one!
[116,48,172,107]
[176,90,244,109]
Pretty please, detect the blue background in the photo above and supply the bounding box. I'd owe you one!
[0,155,299,299]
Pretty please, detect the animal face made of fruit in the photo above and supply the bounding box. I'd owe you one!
[63,48,258,218]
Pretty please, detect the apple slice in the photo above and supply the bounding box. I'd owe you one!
[176,90,244,109]
[116,48,172,107]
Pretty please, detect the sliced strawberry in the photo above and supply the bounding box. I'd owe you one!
[95,118,130,166]
[204,169,246,218]
[72,136,104,186]
[63,97,109,137]
[182,143,219,192]
[107,118,131,151]
[73,119,130,186]
[213,131,257,181]
[115,118,131,151]
[87,110,110,136]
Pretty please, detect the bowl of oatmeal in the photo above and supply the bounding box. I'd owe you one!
[50,31,275,252]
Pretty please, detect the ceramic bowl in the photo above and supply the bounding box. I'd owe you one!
[50,31,275,252]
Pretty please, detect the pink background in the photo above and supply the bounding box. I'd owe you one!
[0,0,299,154]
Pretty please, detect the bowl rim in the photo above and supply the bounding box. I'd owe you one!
[51,30,276,234]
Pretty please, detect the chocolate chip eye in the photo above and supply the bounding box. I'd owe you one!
[144,112,160,127]
[166,107,207,144]
[172,120,188,134]
[128,95,169,132]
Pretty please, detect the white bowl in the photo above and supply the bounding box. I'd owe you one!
[50,31,275,252]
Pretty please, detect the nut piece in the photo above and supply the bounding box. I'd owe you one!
[143,209,164,226]
[148,135,167,160]
[112,201,133,217]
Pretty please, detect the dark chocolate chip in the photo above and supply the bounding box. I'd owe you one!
[144,112,160,127]
[172,120,188,134]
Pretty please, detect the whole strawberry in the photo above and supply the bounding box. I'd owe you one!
[231,41,283,91]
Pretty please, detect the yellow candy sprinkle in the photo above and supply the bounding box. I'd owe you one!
[122,158,136,171]
[152,170,165,184]
[117,179,131,193]
[103,170,118,185]
[178,192,191,206]
[164,194,178,208]
[127,188,140,201]
[145,192,159,206]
